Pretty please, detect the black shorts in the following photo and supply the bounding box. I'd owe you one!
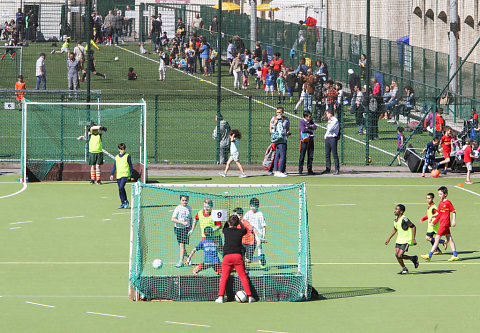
[395,243,409,252]
[174,227,190,245]
[426,232,436,238]
[88,152,104,165]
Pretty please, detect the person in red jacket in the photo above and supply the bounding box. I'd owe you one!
[438,126,453,174]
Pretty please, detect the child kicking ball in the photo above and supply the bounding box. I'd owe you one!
[385,204,419,274]
[185,226,221,275]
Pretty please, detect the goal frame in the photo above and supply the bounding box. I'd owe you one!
[21,100,147,183]
[128,182,311,302]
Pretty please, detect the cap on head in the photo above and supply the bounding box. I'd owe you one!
[233,207,244,215]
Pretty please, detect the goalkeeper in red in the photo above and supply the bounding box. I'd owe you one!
[385,204,419,275]
[110,143,134,209]
[422,186,459,261]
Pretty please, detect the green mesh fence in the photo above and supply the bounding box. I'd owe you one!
[21,100,146,181]
[129,182,311,302]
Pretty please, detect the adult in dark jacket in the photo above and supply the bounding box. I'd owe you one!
[348,69,361,95]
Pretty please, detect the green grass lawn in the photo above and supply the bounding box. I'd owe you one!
[1,174,479,332]
[0,42,439,166]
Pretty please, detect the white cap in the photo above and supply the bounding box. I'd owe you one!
[348,69,354,74]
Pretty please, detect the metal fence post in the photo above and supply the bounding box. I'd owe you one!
[139,3,144,42]
[248,96,252,164]
[154,95,158,163]
[340,105,344,165]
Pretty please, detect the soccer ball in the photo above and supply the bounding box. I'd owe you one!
[235,290,247,303]
[431,169,440,178]
[152,259,163,269]
[114,56,119,61]
[473,150,480,159]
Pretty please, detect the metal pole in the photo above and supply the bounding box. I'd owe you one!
[449,0,458,95]
[365,0,371,165]
[85,0,92,104]
[250,0,256,52]
[248,96,252,164]
[216,0,223,164]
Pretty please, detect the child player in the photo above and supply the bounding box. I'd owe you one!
[438,126,453,174]
[185,226,221,275]
[219,129,247,178]
[233,207,266,264]
[422,186,459,262]
[419,193,446,254]
[421,137,439,177]
[385,204,419,275]
[464,139,477,185]
[15,75,26,111]
[244,197,267,268]
[171,195,193,268]
[189,198,223,257]
[109,143,134,209]
[85,123,106,184]
[158,47,168,81]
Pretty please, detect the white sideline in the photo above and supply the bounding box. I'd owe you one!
[258,330,289,333]
[87,311,125,318]
[0,182,27,199]
[56,216,84,220]
[455,185,480,197]
[9,221,32,225]
[316,203,356,207]
[25,301,55,308]
[116,45,401,161]
[165,321,210,328]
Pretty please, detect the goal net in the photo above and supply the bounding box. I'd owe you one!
[128,182,312,302]
[21,100,147,182]
[0,46,23,89]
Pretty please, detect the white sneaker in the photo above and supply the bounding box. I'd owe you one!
[387,119,396,123]
[175,260,184,268]
[277,172,287,177]
[239,173,247,178]
[248,296,256,303]
[215,296,226,303]
[268,171,274,176]
[218,172,226,177]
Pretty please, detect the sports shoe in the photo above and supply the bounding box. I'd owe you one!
[103,74,107,80]
[90,180,95,185]
[175,261,184,268]
[96,181,102,185]
[118,204,125,209]
[397,267,409,275]
[50,50,55,54]
[218,172,226,177]
[448,256,459,262]
[248,296,255,303]
[412,255,419,269]
[441,169,447,175]
[124,201,129,209]
[215,296,226,303]
[465,180,473,184]
[267,171,273,176]
[421,254,431,261]
[421,173,425,177]
[239,173,247,178]
[276,172,287,177]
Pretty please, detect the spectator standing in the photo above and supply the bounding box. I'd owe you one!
[104,10,114,46]
[208,16,218,35]
[269,52,285,88]
[322,109,340,175]
[15,8,25,41]
[35,52,46,90]
[269,107,290,176]
[199,40,210,77]
[212,114,231,164]
[191,13,204,34]
[73,41,86,82]
[124,6,134,37]
[303,69,316,112]
[176,18,186,46]
[67,52,79,98]
[352,85,365,134]
[348,68,361,95]
[386,81,400,122]
[233,35,245,55]
[253,42,262,60]
[229,53,242,90]
[298,111,317,175]
[227,40,236,67]
[113,11,125,45]
[359,53,367,79]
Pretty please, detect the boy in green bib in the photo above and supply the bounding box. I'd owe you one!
[420,193,447,254]
[110,143,134,208]
[385,204,419,275]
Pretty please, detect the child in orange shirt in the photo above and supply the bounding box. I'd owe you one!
[15,75,26,111]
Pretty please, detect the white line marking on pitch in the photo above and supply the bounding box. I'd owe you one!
[316,204,357,207]
[87,312,125,318]
[56,216,84,220]
[102,219,112,221]
[0,182,27,199]
[112,212,129,215]
[9,221,32,225]
[365,295,480,298]
[455,186,480,197]
[312,262,480,265]
[0,262,128,264]
[165,321,210,328]
[3,295,124,298]
[9,227,21,230]
[400,203,425,205]
[258,330,289,333]
[25,301,55,308]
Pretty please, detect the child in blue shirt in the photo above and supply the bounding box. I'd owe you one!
[265,68,275,97]
[421,137,440,177]
[219,129,247,178]
[186,227,221,275]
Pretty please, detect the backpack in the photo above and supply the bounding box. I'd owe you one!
[270,120,286,143]
[263,143,276,170]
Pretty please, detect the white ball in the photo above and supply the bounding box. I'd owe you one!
[235,290,247,303]
[152,259,163,269]
[473,150,480,159]
[114,56,119,61]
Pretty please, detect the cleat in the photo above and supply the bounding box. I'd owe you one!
[448,256,459,262]
[215,296,226,303]
[96,180,102,185]
[465,181,473,184]
[90,180,95,185]
[118,204,125,209]
[421,254,431,261]
[175,260,184,268]
[124,201,129,209]
[412,255,419,269]
[397,267,409,275]
[248,296,255,303]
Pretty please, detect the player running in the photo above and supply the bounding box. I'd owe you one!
[385,204,419,275]
[419,193,447,254]
[422,186,459,261]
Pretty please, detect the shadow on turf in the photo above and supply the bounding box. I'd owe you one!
[147,177,213,183]
[311,286,395,301]
[411,269,455,275]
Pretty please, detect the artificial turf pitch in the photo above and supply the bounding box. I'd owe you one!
[1,174,479,332]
